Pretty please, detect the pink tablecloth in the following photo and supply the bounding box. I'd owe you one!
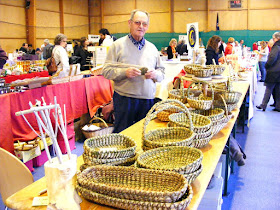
[3,71,49,84]
[0,76,113,153]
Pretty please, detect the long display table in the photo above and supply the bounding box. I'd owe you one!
[0,75,113,153]
[5,82,249,210]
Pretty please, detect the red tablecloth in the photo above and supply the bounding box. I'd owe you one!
[0,76,113,153]
[3,71,49,84]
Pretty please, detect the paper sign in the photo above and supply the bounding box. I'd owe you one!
[32,196,49,206]
[88,34,100,43]
[186,22,199,50]
[96,47,108,66]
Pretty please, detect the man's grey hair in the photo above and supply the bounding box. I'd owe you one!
[130,9,150,22]
[273,32,280,40]
[44,39,49,44]
[54,34,67,45]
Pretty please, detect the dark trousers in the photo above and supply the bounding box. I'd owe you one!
[258,61,266,81]
[261,82,280,109]
[113,92,155,133]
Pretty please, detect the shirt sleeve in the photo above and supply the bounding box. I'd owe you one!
[265,46,279,69]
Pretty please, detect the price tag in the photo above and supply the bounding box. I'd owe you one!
[32,196,49,206]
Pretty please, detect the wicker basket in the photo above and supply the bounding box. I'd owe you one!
[81,116,114,139]
[77,165,189,203]
[192,67,213,78]
[136,146,203,175]
[184,64,202,74]
[191,108,225,122]
[207,65,226,75]
[187,82,214,110]
[76,184,193,210]
[169,112,212,134]
[184,164,203,184]
[83,134,136,159]
[83,152,138,165]
[192,131,213,148]
[223,91,242,104]
[168,89,188,103]
[142,100,195,151]
[156,103,183,122]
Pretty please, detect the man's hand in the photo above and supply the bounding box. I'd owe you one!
[145,69,157,80]
[126,67,141,78]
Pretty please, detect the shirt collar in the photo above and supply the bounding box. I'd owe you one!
[128,34,145,50]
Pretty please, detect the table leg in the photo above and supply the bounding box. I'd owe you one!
[223,137,230,196]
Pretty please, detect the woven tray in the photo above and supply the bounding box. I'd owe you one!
[137,146,203,174]
[142,100,195,151]
[77,165,188,203]
[81,116,114,139]
[192,67,213,78]
[83,134,136,159]
[184,164,203,184]
[187,82,214,110]
[169,112,212,134]
[76,184,193,210]
[207,65,226,75]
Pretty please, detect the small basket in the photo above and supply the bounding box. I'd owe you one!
[136,146,203,175]
[168,89,188,103]
[81,116,114,139]
[83,134,136,159]
[192,131,213,148]
[223,91,242,104]
[191,108,225,122]
[187,82,214,110]
[77,165,189,203]
[76,183,193,210]
[142,100,195,151]
[156,103,183,122]
[184,64,202,74]
[192,67,213,78]
[184,164,203,184]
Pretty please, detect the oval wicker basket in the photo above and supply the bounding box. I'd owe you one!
[223,91,242,104]
[192,131,213,148]
[169,112,212,134]
[184,64,202,74]
[83,134,136,159]
[77,165,189,203]
[168,89,188,103]
[76,183,193,210]
[184,164,203,184]
[142,100,195,151]
[156,103,183,122]
[192,67,213,78]
[187,82,214,110]
[207,65,226,75]
[191,108,225,122]
[136,146,203,175]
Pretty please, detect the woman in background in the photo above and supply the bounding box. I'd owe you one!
[258,41,269,82]
[74,37,92,71]
[205,35,222,65]
[225,37,235,56]
[167,38,177,60]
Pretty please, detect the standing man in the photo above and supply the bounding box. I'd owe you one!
[102,9,165,133]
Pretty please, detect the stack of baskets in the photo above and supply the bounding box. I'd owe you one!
[142,100,195,151]
[168,112,213,148]
[135,146,203,184]
[184,64,202,74]
[81,134,137,171]
[76,165,193,210]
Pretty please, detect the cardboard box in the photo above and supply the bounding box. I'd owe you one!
[38,137,53,150]
[14,145,41,163]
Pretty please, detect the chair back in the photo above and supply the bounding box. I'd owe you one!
[0,147,34,204]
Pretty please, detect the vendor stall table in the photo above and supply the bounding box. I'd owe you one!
[5,82,249,210]
[0,75,113,153]
[3,71,49,84]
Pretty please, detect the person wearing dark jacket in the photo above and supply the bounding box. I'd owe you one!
[167,38,177,60]
[0,46,8,69]
[74,37,93,71]
[205,35,222,65]
[19,43,28,53]
[176,40,188,55]
[256,32,280,112]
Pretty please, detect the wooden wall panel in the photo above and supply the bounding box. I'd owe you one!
[174,0,207,11]
[90,17,102,34]
[209,10,247,31]
[174,11,207,33]
[0,39,26,53]
[0,5,26,38]
[36,10,60,39]
[149,13,170,33]
[137,0,169,13]
[64,14,89,39]
[249,0,280,9]
[89,0,101,16]
[103,15,130,34]
[103,0,134,15]
[0,0,25,7]
[64,0,88,16]
[36,0,59,12]
[249,9,280,30]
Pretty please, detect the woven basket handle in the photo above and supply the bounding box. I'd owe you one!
[187,81,214,101]
[89,116,108,128]
[142,99,193,139]
[218,94,228,118]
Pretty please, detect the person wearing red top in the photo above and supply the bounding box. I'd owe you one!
[252,42,258,51]
[224,37,235,56]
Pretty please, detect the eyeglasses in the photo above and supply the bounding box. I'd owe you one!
[132,21,148,27]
